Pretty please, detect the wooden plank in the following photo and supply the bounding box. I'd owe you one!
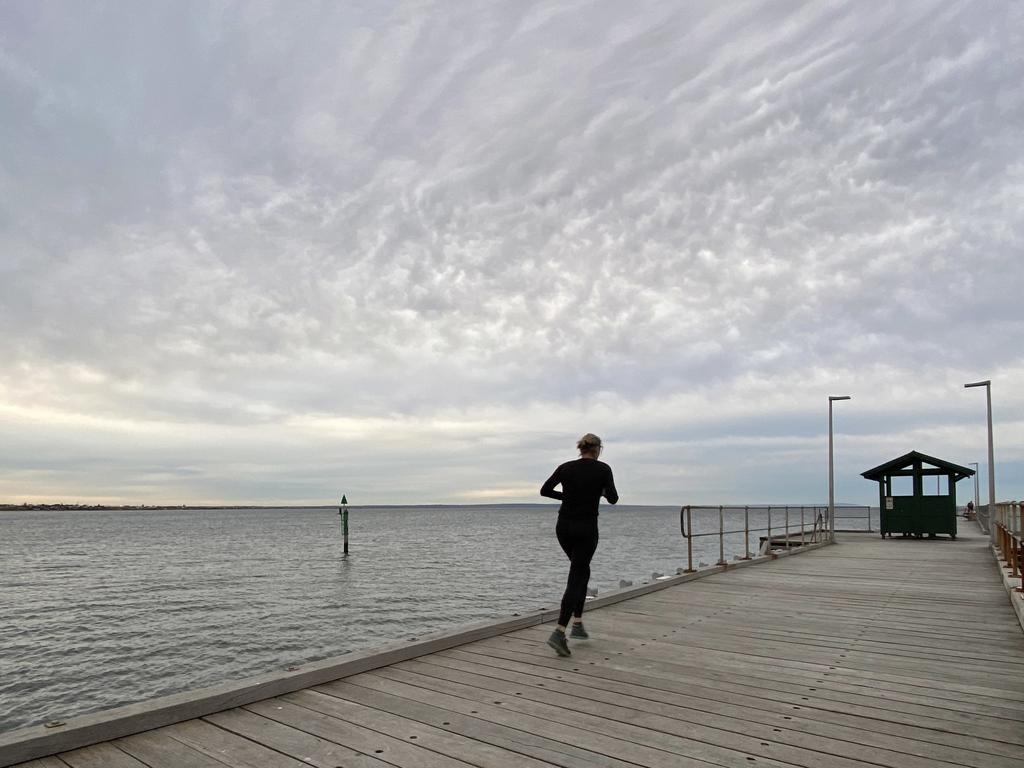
[625,583,1017,616]
[362,666,867,768]
[603,599,1024,656]
[57,743,149,768]
[613,610,1024,658]
[281,687,576,768]
[308,679,643,768]
[322,674,736,768]
[204,707,389,768]
[637,589,1021,632]
[434,646,1024,761]
[427,647,1021,767]
[460,635,1024,747]
[113,730,244,768]
[500,628,1024,720]
[557,618,1024,704]
[557,617,1023,680]
[499,630,1024,728]
[161,720,313,768]
[243,697,477,768]
[387,655,998,768]
[628,595,1024,641]
[540,593,1024,675]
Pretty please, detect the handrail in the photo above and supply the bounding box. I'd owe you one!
[993,501,1024,593]
[833,506,874,532]
[976,503,992,534]
[679,505,832,573]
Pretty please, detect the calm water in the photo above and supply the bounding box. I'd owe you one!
[0,504,874,733]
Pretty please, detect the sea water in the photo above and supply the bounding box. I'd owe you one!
[0,504,875,732]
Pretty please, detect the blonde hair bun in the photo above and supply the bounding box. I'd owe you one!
[577,433,603,453]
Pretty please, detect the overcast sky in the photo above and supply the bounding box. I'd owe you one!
[1,0,1021,507]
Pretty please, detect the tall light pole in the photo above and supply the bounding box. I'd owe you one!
[828,395,851,542]
[964,380,996,540]
[969,461,980,514]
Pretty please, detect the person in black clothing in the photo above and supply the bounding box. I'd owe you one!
[540,433,618,656]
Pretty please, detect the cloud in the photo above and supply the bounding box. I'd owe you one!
[1,0,1022,504]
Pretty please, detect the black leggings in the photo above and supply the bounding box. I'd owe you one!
[556,516,599,627]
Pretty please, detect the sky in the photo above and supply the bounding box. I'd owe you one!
[1,0,1021,507]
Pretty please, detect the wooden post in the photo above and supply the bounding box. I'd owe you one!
[340,494,349,555]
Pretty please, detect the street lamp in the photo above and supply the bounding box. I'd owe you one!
[968,461,980,515]
[828,395,851,542]
[964,380,996,540]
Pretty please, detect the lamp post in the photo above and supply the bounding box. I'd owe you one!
[964,380,996,540]
[828,395,851,543]
[969,461,980,515]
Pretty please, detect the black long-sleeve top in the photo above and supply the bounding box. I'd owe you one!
[540,458,618,518]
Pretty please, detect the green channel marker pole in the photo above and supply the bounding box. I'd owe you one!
[340,494,349,555]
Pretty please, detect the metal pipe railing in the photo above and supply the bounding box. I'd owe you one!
[831,505,874,532]
[679,505,832,573]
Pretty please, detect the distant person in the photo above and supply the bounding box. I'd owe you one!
[540,433,618,657]
[966,500,975,518]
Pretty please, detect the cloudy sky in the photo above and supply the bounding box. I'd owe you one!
[1,0,1021,507]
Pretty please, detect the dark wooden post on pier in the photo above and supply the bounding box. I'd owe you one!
[339,495,349,554]
[861,450,974,540]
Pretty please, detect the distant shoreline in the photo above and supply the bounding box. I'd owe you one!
[0,502,565,512]
[0,504,291,511]
[0,502,876,513]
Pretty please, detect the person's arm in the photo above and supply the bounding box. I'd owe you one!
[540,467,564,501]
[603,466,619,505]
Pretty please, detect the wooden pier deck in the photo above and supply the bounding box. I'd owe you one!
[9,528,1024,768]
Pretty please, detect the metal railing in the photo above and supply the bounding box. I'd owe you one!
[976,503,992,534]
[993,501,1024,593]
[833,506,874,532]
[679,505,829,573]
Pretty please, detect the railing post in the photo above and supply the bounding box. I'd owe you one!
[742,505,751,559]
[785,505,790,549]
[717,505,726,566]
[1018,538,1024,593]
[1011,529,1020,580]
[800,506,805,546]
[681,505,696,573]
[767,507,772,553]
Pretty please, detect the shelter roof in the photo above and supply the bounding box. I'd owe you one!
[861,450,975,482]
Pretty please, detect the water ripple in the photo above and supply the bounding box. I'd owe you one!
[0,504,784,733]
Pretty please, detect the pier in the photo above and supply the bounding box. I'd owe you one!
[5,527,1023,768]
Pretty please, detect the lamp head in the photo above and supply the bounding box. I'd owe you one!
[964,380,991,389]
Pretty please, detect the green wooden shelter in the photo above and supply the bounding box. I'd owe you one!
[861,450,974,540]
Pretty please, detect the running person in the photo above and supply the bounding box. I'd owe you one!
[540,433,618,656]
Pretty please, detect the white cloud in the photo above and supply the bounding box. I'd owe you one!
[1,0,1022,505]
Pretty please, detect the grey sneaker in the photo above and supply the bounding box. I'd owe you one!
[546,630,571,657]
[569,622,589,639]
